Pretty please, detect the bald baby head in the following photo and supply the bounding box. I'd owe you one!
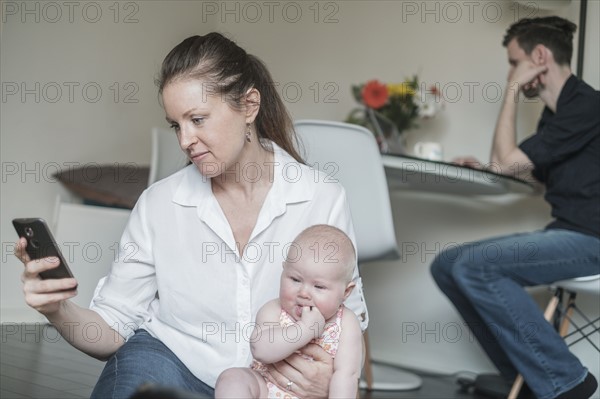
[287,224,357,283]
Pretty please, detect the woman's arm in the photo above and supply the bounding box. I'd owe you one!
[251,300,325,364]
[328,308,362,398]
[17,239,125,360]
[45,299,125,360]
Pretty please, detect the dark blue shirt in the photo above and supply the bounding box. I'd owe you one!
[520,74,600,238]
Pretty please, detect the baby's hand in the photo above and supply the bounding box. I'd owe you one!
[299,306,326,339]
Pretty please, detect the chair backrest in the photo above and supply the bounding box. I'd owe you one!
[148,127,189,186]
[54,202,131,308]
[294,119,399,263]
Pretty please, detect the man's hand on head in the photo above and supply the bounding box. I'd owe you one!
[508,61,548,89]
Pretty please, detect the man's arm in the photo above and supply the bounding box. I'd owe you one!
[251,300,324,364]
[490,83,534,180]
[328,308,362,398]
[490,62,547,180]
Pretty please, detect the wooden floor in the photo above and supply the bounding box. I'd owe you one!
[1,323,490,399]
[1,323,103,398]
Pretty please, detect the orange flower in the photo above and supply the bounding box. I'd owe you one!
[361,80,388,109]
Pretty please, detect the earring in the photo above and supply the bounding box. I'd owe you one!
[245,123,252,143]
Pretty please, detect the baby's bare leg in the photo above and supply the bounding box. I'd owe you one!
[215,367,268,399]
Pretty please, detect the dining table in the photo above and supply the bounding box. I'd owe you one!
[381,154,535,196]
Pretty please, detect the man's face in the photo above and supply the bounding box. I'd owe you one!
[506,38,542,98]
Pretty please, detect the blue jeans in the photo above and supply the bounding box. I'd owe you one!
[430,229,600,399]
[91,330,214,399]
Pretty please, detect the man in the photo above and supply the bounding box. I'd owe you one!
[431,16,599,399]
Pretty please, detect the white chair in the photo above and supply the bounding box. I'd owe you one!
[147,127,189,186]
[53,200,131,309]
[294,119,421,391]
[508,274,600,399]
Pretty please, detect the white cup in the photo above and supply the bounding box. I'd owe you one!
[414,142,443,161]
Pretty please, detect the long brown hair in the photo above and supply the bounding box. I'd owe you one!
[156,32,303,163]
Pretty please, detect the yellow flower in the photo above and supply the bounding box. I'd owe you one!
[387,82,416,97]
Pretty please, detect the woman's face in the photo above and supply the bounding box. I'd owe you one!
[162,79,253,178]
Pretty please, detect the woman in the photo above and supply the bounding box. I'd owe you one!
[15,33,368,398]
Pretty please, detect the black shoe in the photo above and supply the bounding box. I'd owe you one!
[555,373,598,399]
[472,374,535,399]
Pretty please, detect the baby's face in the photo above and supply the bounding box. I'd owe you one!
[279,257,353,322]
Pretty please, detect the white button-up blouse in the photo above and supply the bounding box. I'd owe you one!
[90,142,369,387]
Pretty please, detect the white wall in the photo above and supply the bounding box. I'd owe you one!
[0,1,218,321]
[582,0,600,88]
[214,0,581,158]
[1,0,598,384]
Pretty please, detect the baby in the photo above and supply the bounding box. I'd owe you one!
[215,224,362,398]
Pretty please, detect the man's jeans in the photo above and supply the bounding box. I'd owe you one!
[431,229,599,399]
[91,330,214,399]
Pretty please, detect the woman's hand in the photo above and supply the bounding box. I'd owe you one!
[16,237,78,316]
[265,343,333,398]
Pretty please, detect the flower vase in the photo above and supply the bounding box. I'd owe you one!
[367,108,406,155]
[385,131,407,154]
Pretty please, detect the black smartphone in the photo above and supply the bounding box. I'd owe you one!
[12,218,75,280]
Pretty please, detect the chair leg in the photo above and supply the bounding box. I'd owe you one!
[363,330,374,391]
[559,292,577,337]
[508,375,525,399]
[557,291,600,351]
[508,293,561,399]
